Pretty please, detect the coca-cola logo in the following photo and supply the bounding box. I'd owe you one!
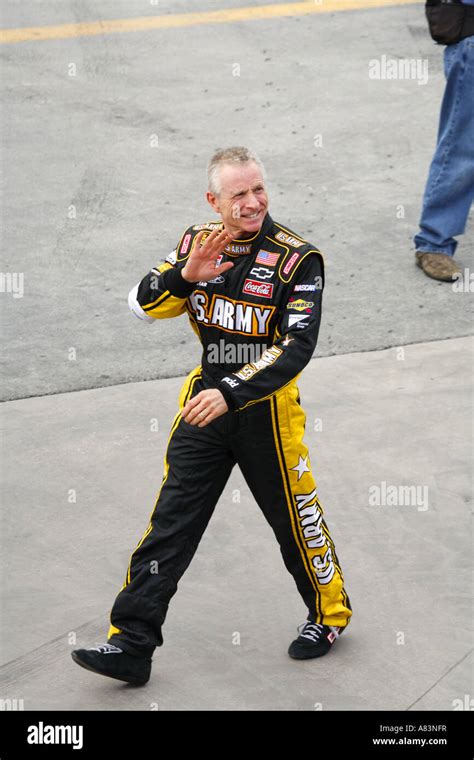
[242,279,273,298]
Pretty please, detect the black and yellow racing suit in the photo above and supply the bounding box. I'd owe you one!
[108,212,352,655]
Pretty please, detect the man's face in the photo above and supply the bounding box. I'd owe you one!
[206,161,269,238]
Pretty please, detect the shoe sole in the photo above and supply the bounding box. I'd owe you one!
[416,258,459,282]
[71,651,149,686]
[288,647,332,660]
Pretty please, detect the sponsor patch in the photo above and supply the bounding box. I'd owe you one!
[193,223,222,231]
[286,299,314,312]
[189,291,275,336]
[243,279,273,298]
[208,275,225,284]
[283,252,300,276]
[166,249,177,265]
[293,283,316,292]
[256,250,280,266]
[288,314,308,327]
[222,376,239,388]
[235,346,283,381]
[180,234,192,254]
[249,266,274,280]
[226,243,252,255]
[275,230,305,247]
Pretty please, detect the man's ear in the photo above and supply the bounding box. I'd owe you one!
[206,191,220,213]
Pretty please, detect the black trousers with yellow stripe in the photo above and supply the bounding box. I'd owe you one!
[108,367,352,657]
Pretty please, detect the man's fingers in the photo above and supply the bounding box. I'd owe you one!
[187,406,209,425]
[202,228,232,250]
[197,411,215,428]
[183,406,202,424]
[182,393,201,411]
[198,228,223,248]
[215,261,234,275]
[181,389,227,427]
[182,394,210,425]
[193,230,205,248]
[181,394,202,420]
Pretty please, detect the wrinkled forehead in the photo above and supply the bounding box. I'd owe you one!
[217,161,265,196]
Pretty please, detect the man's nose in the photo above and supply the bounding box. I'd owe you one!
[243,191,261,208]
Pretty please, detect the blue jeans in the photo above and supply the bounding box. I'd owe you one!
[414,36,474,256]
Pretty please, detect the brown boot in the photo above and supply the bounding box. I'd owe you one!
[416,251,461,282]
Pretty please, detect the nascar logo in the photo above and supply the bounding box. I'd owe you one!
[242,279,273,298]
[293,283,316,292]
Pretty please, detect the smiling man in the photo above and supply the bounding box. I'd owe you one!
[71,147,352,686]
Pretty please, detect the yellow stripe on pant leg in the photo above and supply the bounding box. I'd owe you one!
[321,519,351,614]
[270,396,320,602]
[107,366,202,638]
[273,385,352,627]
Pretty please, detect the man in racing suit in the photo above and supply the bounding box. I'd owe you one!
[72,147,352,686]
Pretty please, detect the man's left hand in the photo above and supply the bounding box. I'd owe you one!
[182,389,229,427]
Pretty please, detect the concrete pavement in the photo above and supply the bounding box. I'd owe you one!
[0,0,472,713]
[1,337,471,710]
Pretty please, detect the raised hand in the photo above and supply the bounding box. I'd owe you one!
[181,228,234,283]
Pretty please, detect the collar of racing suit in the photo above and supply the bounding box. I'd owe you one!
[223,212,274,256]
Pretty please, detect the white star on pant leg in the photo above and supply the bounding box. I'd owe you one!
[291,455,310,480]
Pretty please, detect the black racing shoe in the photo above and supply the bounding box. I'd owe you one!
[71,643,152,686]
[288,621,343,660]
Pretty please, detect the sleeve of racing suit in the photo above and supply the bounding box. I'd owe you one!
[128,235,196,323]
[215,252,324,411]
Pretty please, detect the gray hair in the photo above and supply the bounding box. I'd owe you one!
[207,146,266,195]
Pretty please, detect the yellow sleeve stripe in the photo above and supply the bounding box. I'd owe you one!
[142,290,172,312]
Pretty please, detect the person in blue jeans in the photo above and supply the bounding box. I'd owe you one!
[415,1,474,282]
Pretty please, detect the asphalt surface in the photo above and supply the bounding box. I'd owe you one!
[1,0,472,401]
[0,0,472,713]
